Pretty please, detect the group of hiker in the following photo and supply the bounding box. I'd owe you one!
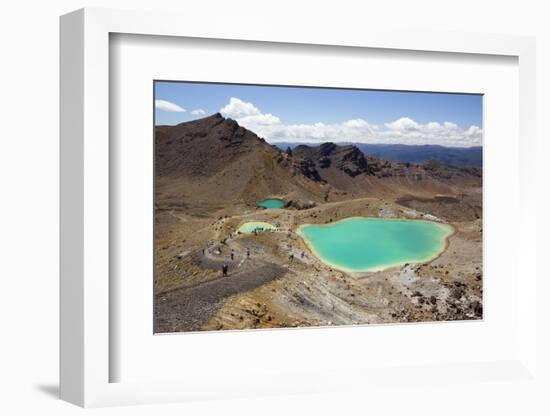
[206,247,251,277]
[204,239,304,278]
[288,251,306,263]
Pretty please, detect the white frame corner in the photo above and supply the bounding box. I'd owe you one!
[60,7,537,407]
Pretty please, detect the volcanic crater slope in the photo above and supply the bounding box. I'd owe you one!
[292,141,481,203]
[156,113,326,211]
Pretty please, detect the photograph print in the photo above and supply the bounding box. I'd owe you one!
[154,81,483,333]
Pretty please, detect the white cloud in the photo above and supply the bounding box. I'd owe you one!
[236,113,281,128]
[191,109,206,116]
[220,97,261,118]
[385,117,420,131]
[235,116,376,144]
[218,98,482,147]
[155,99,186,112]
[380,117,482,147]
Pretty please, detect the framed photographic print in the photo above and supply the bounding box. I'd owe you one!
[153,81,483,334]
[60,7,539,408]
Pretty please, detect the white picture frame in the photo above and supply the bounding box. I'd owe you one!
[60,7,538,408]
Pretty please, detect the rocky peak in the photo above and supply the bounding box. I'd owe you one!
[318,142,337,156]
[338,145,369,177]
[155,113,269,177]
[203,112,224,122]
[293,142,370,178]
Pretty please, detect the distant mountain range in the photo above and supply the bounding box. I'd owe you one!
[273,142,482,168]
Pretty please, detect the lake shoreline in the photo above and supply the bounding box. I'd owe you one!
[296,216,455,274]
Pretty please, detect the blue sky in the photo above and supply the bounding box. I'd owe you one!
[154,81,483,147]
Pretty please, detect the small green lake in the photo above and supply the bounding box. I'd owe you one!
[297,217,453,272]
[238,221,276,234]
[256,198,286,209]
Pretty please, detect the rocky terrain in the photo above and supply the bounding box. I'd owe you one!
[156,113,326,212]
[154,114,483,333]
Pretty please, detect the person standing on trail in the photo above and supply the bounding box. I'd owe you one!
[246,248,250,258]
[222,264,228,276]
[230,250,234,261]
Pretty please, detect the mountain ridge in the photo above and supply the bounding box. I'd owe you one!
[275,142,482,168]
[155,114,482,210]
[155,113,328,209]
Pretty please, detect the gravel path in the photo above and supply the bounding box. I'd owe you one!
[154,251,286,333]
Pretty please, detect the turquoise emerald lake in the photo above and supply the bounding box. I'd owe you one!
[298,217,453,272]
[238,221,275,234]
[256,198,286,209]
